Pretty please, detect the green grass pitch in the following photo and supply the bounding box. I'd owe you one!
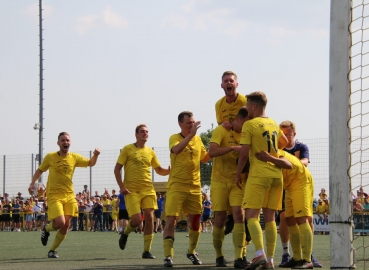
[1,230,367,269]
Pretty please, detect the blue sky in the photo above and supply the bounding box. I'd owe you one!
[0,0,330,155]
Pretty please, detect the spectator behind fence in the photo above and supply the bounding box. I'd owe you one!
[101,195,111,231]
[94,197,103,232]
[353,199,364,212]
[33,199,46,231]
[85,197,94,231]
[111,195,119,233]
[11,198,21,232]
[316,199,328,222]
[16,192,24,201]
[78,200,86,231]
[2,198,12,232]
[363,197,369,212]
[319,188,328,201]
[25,199,34,231]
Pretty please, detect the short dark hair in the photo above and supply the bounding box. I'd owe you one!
[246,92,268,107]
[58,132,70,140]
[222,71,238,81]
[135,124,147,134]
[237,106,248,119]
[178,111,193,123]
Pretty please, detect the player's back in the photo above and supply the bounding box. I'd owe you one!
[241,117,282,178]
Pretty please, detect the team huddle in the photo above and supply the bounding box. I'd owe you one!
[28,71,320,269]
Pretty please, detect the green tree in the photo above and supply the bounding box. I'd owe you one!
[199,125,213,187]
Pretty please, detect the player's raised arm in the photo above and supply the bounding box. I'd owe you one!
[88,148,100,167]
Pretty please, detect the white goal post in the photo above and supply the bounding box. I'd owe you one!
[329,0,355,269]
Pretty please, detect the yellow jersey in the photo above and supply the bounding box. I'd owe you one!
[210,126,244,183]
[215,94,246,124]
[39,152,89,195]
[167,134,207,191]
[240,117,284,178]
[111,198,118,213]
[101,199,111,213]
[278,150,313,190]
[117,144,160,191]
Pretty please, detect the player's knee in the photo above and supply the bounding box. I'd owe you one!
[191,214,201,231]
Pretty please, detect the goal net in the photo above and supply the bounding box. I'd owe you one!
[330,0,369,269]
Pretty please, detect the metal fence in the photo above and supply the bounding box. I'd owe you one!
[1,138,331,199]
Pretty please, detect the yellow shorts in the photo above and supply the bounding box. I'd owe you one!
[111,212,118,220]
[47,192,78,220]
[125,189,157,217]
[285,175,314,218]
[165,189,202,216]
[243,177,283,210]
[211,181,245,212]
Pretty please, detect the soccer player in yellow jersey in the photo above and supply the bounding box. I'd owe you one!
[114,124,170,259]
[209,107,250,268]
[215,71,247,127]
[28,132,100,258]
[163,111,210,268]
[255,150,314,269]
[236,92,289,270]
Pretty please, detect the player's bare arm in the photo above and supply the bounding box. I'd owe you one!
[28,169,44,195]
[235,144,250,189]
[171,121,201,154]
[254,151,292,169]
[114,163,131,195]
[300,157,309,167]
[88,148,101,167]
[208,142,241,158]
[154,166,171,176]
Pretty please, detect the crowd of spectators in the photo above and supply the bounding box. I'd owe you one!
[0,185,128,233]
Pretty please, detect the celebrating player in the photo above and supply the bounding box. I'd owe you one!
[236,92,289,269]
[115,124,170,259]
[215,71,246,127]
[255,150,315,269]
[28,132,100,258]
[278,120,322,268]
[209,106,250,268]
[162,111,210,267]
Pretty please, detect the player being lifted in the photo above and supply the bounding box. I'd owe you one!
[215,71,246,127]
[255,150,315,269]
[209,106,251,268]
[236,92,289,270]
[29,132,100,258]
[115,124,170,259]
[162,111,210,267]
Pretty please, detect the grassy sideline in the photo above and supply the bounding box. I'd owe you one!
[1,230,367,269]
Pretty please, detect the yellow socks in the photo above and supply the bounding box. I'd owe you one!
[50,231,66,251]
[247,218,264,251]
[299,223,313,262]
[188,228,200,254]
[143,234,154,252]
[163,237,174,258]
[288,225,302,261]
[265,221,277,259]
[45,222,56,232]
[212,226,224,258]
[233,223,246,259]
[123,221,136,235]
